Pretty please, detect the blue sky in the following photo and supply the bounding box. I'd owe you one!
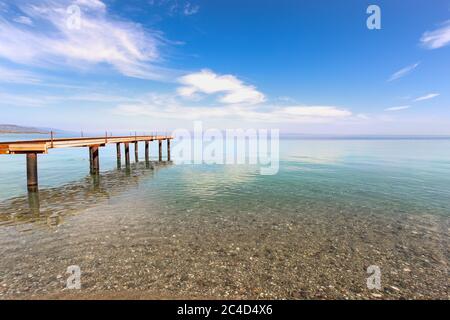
[0,0,449,134]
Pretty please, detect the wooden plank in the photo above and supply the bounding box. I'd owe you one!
[0,135,173,154]
[0,145,10,154]
[8,144,47,154]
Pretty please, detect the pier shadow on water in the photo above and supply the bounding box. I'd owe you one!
[0,161,173,229]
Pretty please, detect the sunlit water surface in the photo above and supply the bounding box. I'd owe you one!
[0,135,448,299]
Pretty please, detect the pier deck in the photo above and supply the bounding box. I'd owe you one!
[0,135,171,155]
[0,134,173,191]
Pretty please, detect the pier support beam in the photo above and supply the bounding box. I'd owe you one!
[167,139,171,161]
[145,141,149,162]
[26,153,38,192]
[124,143,130,167]
[134,142,139,162]
[158,140,162,161]
[116,143,121,169]
[89,146,99,175]
[116,143,121,160]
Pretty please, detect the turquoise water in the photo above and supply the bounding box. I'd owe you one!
[0,135,449,299]
[1,135,450,216]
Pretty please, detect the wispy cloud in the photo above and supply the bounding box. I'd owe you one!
[74,0,106,10]
[114,93,351,123]
[385,106,410,112]
[13,15,33,26]
[414,93,440,102]
[164,1,200,16]
[66,93,142,103]
[177,69,266,105]
[420,20,450,49]
[116,103,352,123]
[387,62,420,82]
[0,0,171,80]
[0,65,41,84]
[0,92,58,107]
[0,65,92,89]
[183,3,199,16]
[0,90,140,107]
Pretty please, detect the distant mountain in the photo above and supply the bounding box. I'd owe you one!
[0,124,51,134]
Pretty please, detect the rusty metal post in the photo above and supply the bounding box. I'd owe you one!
[89,146,99,174]
[26,153,38,192]
[89,147,93,173]
[134,141,139,162]
[145,141,149,162]
[89,146,93,172]
[124,142,130,167]
[158,140,162,161]
[167,139,171,161]
[116,143,121,160]
[116,143,121,169]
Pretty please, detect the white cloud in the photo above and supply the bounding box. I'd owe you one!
[272,106,351,119]
[0,65,41,84]
[0,92,57,107]
[114,93,351,123]
[387,62,420,82]
[183,3,199,16]
[0,91,138,109]
[66,93,142,103]
[74,0,106,10]
[356,113,370,120]
[414,93,440,102]
[0,0,169,80]
[0,65,92,88]
[420,20,450,49]
[177,69,266,105]
[13,15,33,26]
[385,106,410,111]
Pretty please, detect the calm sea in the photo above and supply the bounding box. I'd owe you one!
[1,134,449,215]
[0,134,448,298]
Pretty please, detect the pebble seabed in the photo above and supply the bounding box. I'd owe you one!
[0,194,448,300]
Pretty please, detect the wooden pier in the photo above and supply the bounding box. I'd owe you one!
[0,135,173,192]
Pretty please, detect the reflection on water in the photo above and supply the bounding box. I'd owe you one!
[0,139,449,299]
[0,161,173,229]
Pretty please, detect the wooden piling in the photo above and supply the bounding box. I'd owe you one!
[158,140,162,161]
[134,141,139,162]
[89,147,93,172]
[89,146,99,175]
[145,141,149,162]
[167,139,171,161]
[116,143,121,160]
[26,153,38,192]
[124,142,130,167]
[116,143,121,169]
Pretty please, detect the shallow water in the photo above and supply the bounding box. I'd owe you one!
[0,136,448,299]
